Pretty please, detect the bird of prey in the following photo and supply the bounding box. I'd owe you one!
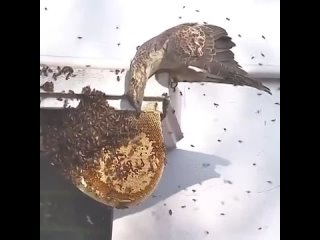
[126,22,271,111]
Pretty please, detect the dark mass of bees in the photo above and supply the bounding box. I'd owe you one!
[42,87,140,173]
[41,87,166,208]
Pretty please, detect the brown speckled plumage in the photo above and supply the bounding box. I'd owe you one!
[127,23,271,110]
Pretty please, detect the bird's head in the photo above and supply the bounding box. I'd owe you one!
[126,66,147,111]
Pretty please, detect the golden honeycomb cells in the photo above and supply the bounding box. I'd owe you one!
[75,111,166,208]
[42,89,166,208]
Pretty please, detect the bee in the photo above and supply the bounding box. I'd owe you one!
[223,180,232,184]
[40,82,54,92]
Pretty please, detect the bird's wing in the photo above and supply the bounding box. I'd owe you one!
[164,23,245,75]
[130,23,192,78]
[164,23,271,94]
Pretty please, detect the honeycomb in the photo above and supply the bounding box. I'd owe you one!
[75,111,166,208]
[42,87,166,208]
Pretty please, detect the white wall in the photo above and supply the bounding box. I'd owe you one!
[40,0,280,76]
[112,81,280,240]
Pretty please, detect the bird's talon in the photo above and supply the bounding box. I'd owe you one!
[161,95,170,120]
[170,81,178,92]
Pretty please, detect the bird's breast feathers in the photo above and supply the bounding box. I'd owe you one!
[146,47,167,77]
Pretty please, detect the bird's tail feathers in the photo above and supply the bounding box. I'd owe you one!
[205,73,272,95]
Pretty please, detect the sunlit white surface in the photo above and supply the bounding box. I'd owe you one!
[40,0,280,76]
[112,81,280,240]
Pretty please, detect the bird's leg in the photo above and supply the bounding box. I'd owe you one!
[169,76,178,92]
[160,93,170,121]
